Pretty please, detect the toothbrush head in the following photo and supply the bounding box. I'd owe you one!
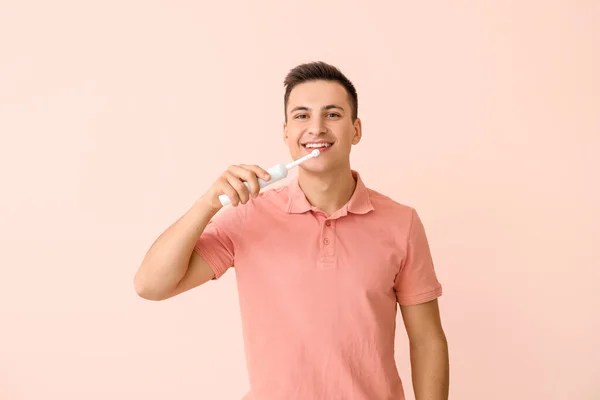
[285,148,322,169]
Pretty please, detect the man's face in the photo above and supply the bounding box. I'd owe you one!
[283,80,361,174]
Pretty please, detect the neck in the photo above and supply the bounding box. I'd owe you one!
[297,165,357,216]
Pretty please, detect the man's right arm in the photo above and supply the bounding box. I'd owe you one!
[133,197,219,301]
[133,164,271,301]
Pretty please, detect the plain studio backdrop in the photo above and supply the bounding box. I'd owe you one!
[1,1,599,399]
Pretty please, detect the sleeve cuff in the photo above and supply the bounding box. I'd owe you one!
[396,285,442,306]
[193,245,229,280]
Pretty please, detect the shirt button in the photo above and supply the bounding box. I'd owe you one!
[323,238,330,245]
[325,220,331,226]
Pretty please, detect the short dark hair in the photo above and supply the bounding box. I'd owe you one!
[283,61,358,122]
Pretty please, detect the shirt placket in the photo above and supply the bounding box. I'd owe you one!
[317,216,336,268]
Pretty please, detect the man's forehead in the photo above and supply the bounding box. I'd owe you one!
[288,81,349,108]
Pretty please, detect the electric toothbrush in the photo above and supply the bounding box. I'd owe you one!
[218,149,321,206]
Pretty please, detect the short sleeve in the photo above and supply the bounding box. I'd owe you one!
[193,204,246,280]
[394,208,443,305]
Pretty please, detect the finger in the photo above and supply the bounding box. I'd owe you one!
[224,171,250,204]
[235,165,261,197]
[220,173,241,206]
[240,164,270,181]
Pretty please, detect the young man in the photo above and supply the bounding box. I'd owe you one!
[135,61,449,399]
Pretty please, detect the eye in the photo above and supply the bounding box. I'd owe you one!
[327,113,341,118]
[294,114,308,119]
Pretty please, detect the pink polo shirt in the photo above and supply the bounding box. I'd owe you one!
[194,170,442,400]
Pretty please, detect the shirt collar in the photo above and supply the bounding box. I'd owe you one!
[286,170,374,216]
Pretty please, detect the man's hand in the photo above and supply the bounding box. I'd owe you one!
[400,299,449,399]
[200,164,271,210]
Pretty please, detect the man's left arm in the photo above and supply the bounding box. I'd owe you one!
[400,298,449,400]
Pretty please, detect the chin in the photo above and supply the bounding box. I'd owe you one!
[301,159,342,176]
[300,164,326,174]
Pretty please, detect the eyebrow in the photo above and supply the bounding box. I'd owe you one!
[289,104,345,114]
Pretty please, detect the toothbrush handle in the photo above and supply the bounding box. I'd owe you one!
[218,164,288,206]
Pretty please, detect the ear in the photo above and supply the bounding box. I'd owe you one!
[352,118,362,145]
[282,121,288,143]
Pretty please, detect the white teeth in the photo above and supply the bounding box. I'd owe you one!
[305,143,332,148]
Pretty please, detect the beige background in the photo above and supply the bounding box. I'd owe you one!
[1,1,599,399]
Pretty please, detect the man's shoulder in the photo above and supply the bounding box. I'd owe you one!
[258,184,290,201]
[366,187,415,216]
[244,184,290,210]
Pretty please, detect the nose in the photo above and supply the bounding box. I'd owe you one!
[307,115,327,136]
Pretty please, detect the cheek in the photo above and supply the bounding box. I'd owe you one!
[285,130,301,144]
[334,132,353,147]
